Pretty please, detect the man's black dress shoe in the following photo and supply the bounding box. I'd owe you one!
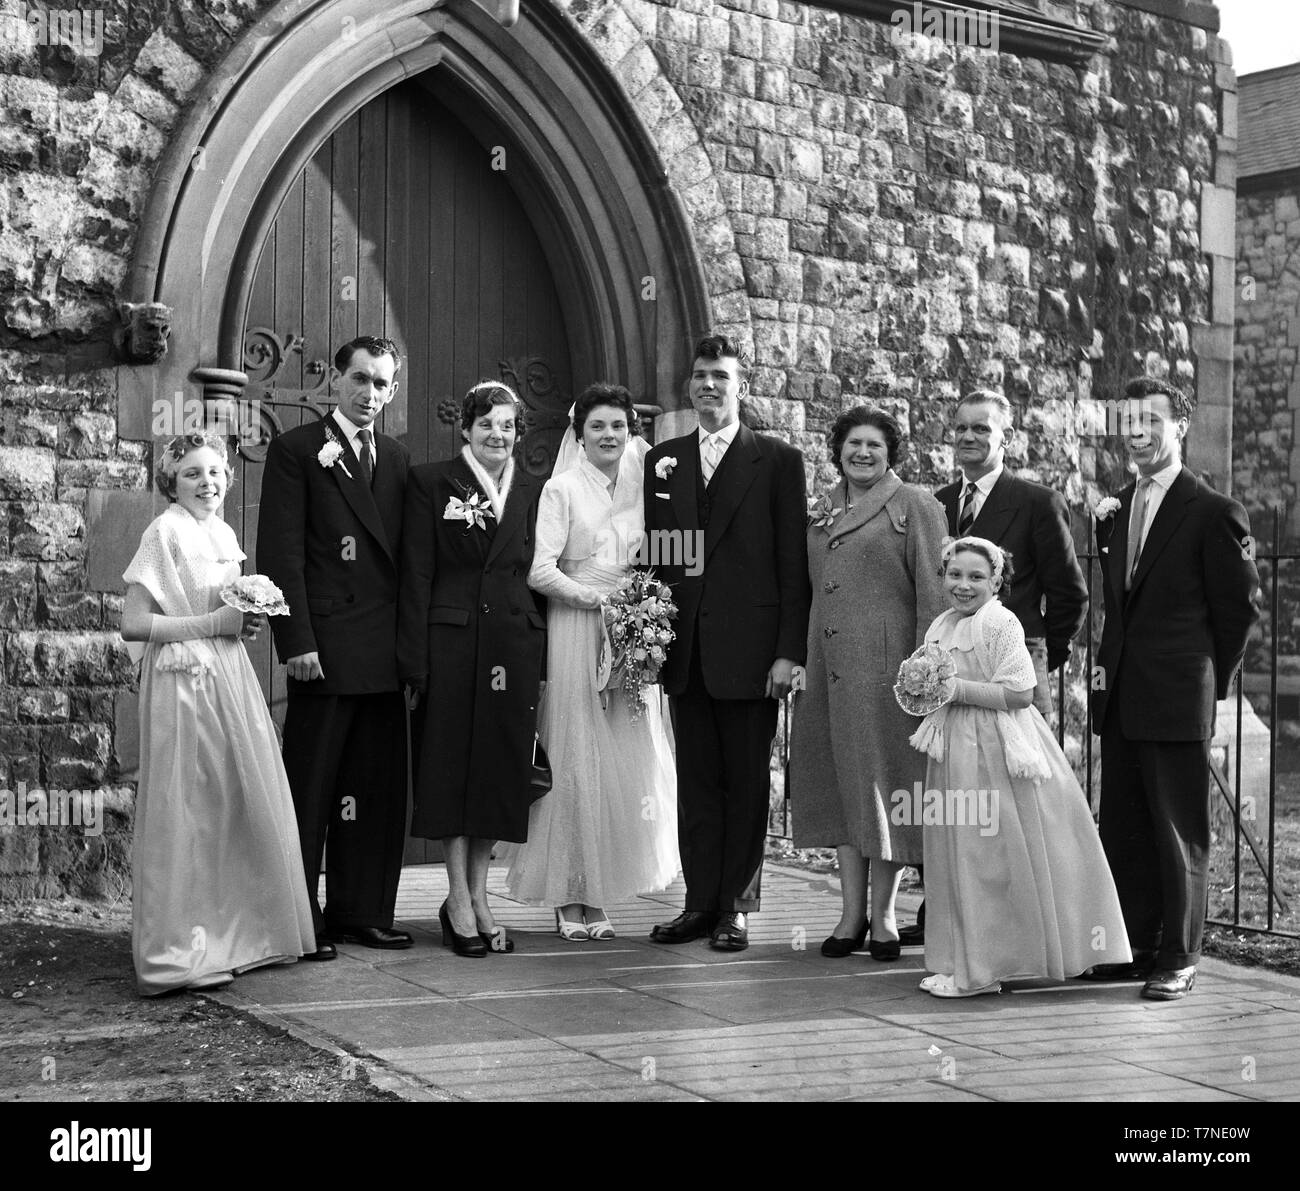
[302,942,337,961]
[898,922,924,947]
[710,912,749,951]
[650,910,717,944]
[1141,966,1196,1000]
[1078,951,1156,981]
[821,920,869,958]
[330,926,414,950]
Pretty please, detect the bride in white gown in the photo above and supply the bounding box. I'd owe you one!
[502,384,679,938]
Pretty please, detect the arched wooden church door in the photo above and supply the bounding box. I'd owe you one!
[232,79,575,861]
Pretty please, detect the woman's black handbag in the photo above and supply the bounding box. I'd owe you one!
[530,737,552,802]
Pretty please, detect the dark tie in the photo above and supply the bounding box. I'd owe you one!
[958,481,976,535]
[357,428,374,487]
[1126,477,1153,589]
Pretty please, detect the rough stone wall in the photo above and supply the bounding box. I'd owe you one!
[1233,181,1300,668]
[559,0,1221,499]
[0,0,1226,895]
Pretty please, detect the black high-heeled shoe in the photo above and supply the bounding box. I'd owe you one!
[868,936,901,962]
[440,901,487,958]
[821,918,870,958]
[479,925,514,953]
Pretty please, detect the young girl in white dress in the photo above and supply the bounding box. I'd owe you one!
[120,433,315,994]
[501,385,679,938]
[908,536,1131,997]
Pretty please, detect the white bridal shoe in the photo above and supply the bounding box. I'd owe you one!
[584,912,616,940]
[555,909,589,941]
[920,973,1001,998]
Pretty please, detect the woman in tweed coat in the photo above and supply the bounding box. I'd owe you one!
[791,406,947,960]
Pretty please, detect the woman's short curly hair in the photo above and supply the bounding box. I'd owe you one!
[828,405,904,473]
[154,432,233,500]
[572,382,640,439]
[459,379,526,438]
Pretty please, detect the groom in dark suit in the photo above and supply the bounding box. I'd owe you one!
[1085,376,1257,999]
[644,334,810,951]
[259,335,412,958]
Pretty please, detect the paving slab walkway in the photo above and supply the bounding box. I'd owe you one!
[212,863,1300,1102]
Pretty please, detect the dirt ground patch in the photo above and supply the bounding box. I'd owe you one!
[0,900,401,1102]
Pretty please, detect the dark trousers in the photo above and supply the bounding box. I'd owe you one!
[283,690,408,934]
[1099,713,1210,969]
[669,649,778,914]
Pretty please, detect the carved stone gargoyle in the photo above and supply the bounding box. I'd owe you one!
[115,301,173,364]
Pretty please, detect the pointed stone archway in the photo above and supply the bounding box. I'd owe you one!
[122,0,715,439]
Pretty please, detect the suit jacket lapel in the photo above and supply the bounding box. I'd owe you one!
[1104,482,1133,610]
[704,425,762,563]
[828,471,900,543]
[938,482,960,535]
[1126,467,1193,601]
[970,471,1016,541]
[321,420,393,563]
[669,434,700,533]
[447,455,493,561]
[485,468,535,568]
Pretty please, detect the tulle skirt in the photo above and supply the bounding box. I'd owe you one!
[501,576,679,907]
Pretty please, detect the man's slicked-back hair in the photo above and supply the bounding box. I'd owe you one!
[693,333,750,377]
[1122,375,1194,421]
[335,335,402,375]
[957,389,1013,430]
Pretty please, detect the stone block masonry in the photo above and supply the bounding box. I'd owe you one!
[0,0,1229,895]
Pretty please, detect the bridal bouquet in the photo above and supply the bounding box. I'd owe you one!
[600,571,677,720]
[220,573,291,616]
[894,642,958,716]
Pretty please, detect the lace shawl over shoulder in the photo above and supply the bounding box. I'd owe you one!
[973,601,1037,692]
[121,505,245,678]
[910,600,1051,782]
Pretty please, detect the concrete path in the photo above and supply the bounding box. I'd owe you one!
[213,863,1300,1102]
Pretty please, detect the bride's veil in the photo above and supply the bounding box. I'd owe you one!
[554,402,650,505]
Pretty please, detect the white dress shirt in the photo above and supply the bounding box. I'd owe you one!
[1129,457,1181,559]
[331,408,375,468]
[958,462,1003,526]
[698,419,741,483]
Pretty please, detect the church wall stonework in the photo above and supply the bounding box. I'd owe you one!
[0,0,1230,895]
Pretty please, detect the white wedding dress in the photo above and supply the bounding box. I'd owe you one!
[501,442,680,906]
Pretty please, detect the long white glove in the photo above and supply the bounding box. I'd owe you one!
[147,605,243,643]
[952,678,1009,711]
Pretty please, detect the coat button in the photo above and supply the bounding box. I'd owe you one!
[823,581,838,593]
[481,603,490,614]
[830,540,841,550]
[823,627,838,639]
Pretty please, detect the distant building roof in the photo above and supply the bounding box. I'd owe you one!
[1239,62,1300,180]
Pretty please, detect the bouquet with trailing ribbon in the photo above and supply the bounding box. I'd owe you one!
[893,641,958,716]
[220,573,290,616]
[598,570,677,720]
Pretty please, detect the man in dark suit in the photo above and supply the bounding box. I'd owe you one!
[1085,376,1258,999]
[258,335,413,958]
[644,334,810,951]
[902,390,1089,946]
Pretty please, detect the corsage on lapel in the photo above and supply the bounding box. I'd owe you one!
[444,481,495,533]
[318,428,353,479]
[807,492,843,529]
[1093,495,1121,553]
[654,457,677,481]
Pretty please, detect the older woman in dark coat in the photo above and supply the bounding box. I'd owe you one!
[790,406,947,960]
[397,381,545,957]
